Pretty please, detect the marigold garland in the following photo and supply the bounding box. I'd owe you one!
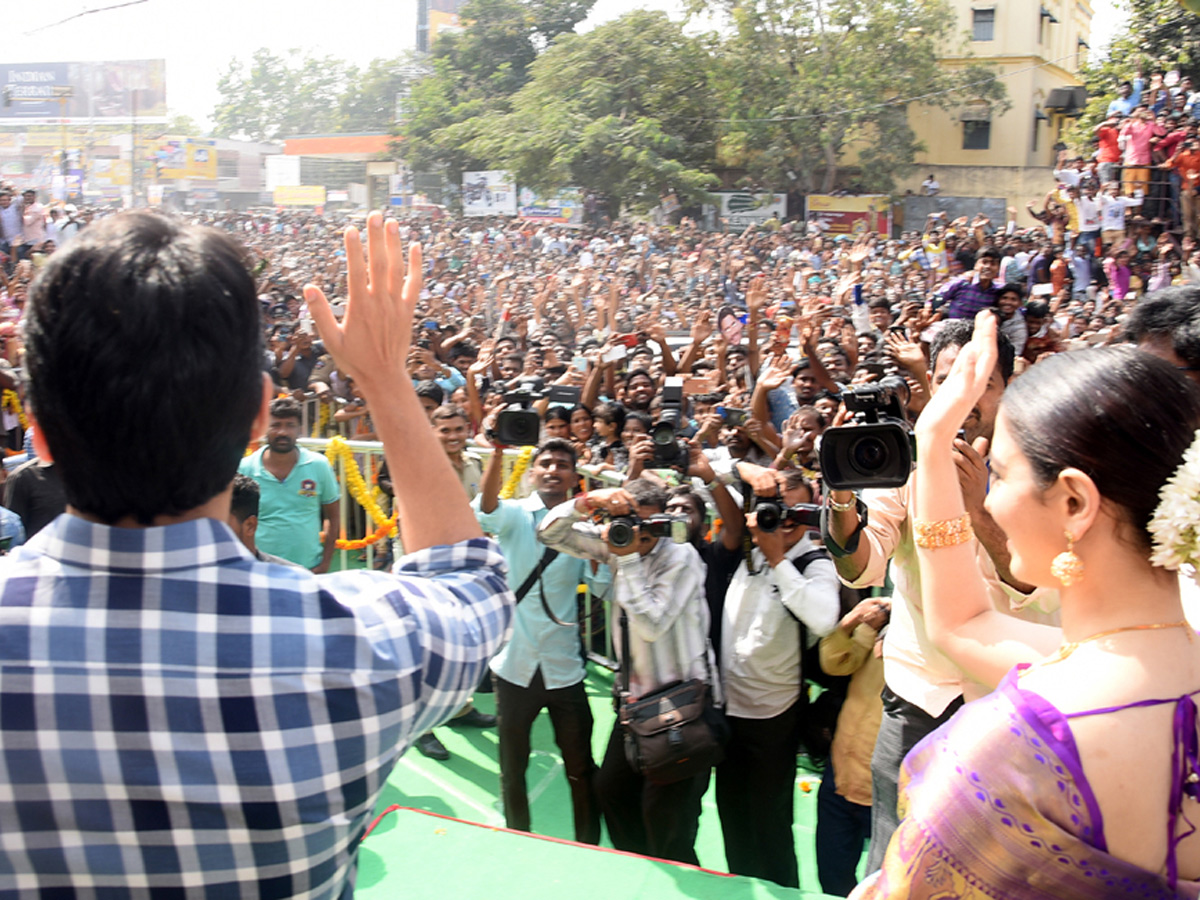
[3,389,28,431]
[311,401,331,438]
[325,435,397,549]
[499,446,535,500]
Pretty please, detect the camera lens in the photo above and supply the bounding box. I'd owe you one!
[651,423,675,446]
[851,436,888,473]
[608,517,636,548]
[755,500,781,532]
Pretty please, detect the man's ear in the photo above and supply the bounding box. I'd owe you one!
[30,415,52,463]
[251,373,272,440]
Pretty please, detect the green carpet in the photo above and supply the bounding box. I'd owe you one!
[356,666,852,899]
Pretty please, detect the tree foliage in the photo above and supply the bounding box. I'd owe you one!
[1067,0,1200,149]
[700,0,1008,194]
[213,50,415,142]
[397,0,597,184]
[459,10,718,213]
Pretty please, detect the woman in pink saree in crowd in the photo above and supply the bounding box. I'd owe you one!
[854,312,1200,898]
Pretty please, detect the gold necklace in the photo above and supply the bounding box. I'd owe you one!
[1038,620,1193,667]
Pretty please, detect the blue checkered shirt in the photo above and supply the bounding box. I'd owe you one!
[0,514,513,899]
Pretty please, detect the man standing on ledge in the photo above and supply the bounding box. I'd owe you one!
[239,396,340,572]
[0,211,513,897]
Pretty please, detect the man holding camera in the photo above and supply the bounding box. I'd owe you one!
[715,463,841,888]
[472,438,599,845]
[824,320,1058,872]
[539,479,711,865]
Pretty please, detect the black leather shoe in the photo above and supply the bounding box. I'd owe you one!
[452,708,497,728]
[414,732,450,760]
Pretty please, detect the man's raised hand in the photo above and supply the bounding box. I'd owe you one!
[306,212,421,393]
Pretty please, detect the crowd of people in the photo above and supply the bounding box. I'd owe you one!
[1,62,1200,898]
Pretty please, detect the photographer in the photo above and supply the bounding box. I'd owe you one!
[472,439,599,845]
[538,479,711,865]
[715,463,840,888]
[823,320,1059,873]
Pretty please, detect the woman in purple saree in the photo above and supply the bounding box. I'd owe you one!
[855,317,1200,898]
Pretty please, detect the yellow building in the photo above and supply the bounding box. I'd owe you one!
[899,0,1092,217]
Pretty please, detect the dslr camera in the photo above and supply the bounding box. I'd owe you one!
[751,497,822,532]
[607,513,690,548]
[488,384,543,446]
[649,376,690,468]
[819,375,914,490]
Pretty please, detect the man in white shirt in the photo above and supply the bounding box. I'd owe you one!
[921,175,940,196]
[1099,181,1144,247]
[0,191,23,263]
[715,466,840,888]
[825,321,1059,873]
[539,479,712,866]
[1073,182,1102,256]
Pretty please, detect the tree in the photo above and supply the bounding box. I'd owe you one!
[697,0,1008,193]
[1067,0,1200,150]
[398,0,597,183]
[164,112,203,136]
[460,10,718,213]
[213,49,353,142]
[337,57,416,134]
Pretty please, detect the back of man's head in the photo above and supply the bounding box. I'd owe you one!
[229,473,260,525]
[1125,286,1200,369]
[26,212,262,524]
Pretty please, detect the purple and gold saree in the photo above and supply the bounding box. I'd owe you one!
[856,666,1200,899]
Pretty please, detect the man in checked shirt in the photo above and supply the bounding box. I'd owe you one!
[0,211,513,898]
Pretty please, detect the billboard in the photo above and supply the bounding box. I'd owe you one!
[806,194,891,235]
[274,185,326,207]
[518,187,583,224]
[462,170,516,217]
[715,191,786,228]
[0,60,166,124]
[156,138,216,180]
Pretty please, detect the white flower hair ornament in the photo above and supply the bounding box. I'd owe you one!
[1148,428,1200,580]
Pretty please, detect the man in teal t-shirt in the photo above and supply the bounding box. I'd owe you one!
[238,397,340,571]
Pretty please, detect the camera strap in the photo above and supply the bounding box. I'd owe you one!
[514,546,559,602]
[820,496,869,558]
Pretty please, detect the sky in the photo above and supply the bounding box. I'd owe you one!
[1,0,1125,131]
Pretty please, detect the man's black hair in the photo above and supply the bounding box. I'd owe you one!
[1025,299,1051,319]
[269,397,302,422]
[867,296,891,310]
[535,437,577,468]
[1124,286,1200,368]
[929,318,1015,382]
[978,247,1003,263]
[415,380,445,406]
[230,473,260,525]
[625,367,655,386]
[26,212,263,524]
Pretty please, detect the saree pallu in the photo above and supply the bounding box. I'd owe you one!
[856,667,1200,899]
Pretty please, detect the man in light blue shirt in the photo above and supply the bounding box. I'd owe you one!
[472,437,599,845]
[1107,75,1145,117]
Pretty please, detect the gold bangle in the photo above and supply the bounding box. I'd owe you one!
[913,513,974,549]
[828,493,858,513]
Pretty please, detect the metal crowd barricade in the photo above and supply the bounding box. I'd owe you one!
[297,437,390,573]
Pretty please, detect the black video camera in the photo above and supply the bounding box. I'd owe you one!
[650,376,690,468]
[607,513,690,548]
[751,498,822,532]
[489,384,543,446]
[819,375,914,490]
